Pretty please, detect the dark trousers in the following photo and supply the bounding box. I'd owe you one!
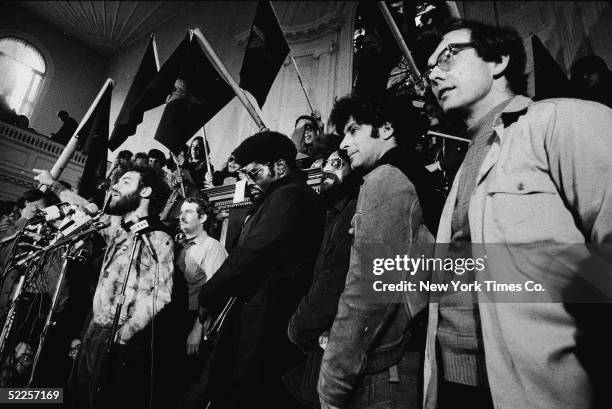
[75,322,151,409]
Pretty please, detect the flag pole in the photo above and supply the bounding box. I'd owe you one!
[445,1,461,18]
[427,130,470,143]
[200,126,212,175]
[49,78,115,181]
[151,34,160,71]
[290,57,315,114]
[377,1,421,78]
[267,2,316,114]
[191,28,267,131]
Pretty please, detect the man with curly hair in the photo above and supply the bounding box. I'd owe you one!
[34,164,174,409]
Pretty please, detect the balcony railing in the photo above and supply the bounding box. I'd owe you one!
[0,121,86,201]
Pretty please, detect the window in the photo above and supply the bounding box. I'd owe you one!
[0,37,46,117]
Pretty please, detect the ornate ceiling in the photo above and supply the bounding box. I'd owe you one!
[17,1,196,57]
[16,1,350,58]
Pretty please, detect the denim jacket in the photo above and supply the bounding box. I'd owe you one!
[318,150,434,407]
[424,96,612,408]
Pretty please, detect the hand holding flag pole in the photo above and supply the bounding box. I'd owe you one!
[191,28,267,131]
[169,151,186,197]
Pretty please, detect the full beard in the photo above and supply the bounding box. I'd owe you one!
[319,173,343,207]
[320,173,339,195]
[107,189,140,216]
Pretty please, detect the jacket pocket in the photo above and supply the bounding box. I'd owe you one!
[485,171,562,239]
[486,171,557,195]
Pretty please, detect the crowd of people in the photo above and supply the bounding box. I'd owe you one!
[0,17,611,409]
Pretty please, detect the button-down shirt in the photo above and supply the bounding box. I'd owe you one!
[92,220,174,343]
[176,232,227,310]
[55,189,175,344]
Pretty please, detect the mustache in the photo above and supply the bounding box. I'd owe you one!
[322,172,339,181]
[320,173,340,187]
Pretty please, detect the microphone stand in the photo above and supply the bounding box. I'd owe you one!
[95,222,156,407]
[0,219,34,282]
[0,252,47,365]
[24,220,109,386]
[27,241,74,387]
[105,237,140,355]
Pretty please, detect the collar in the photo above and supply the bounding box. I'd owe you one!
[485,95,533,144]
[376,146,406,170]
[183,231,208,246]
[497,95,532,128]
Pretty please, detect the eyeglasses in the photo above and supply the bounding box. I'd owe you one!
[321,157,345,170]
[302,124,316,132]
[421,42,476,87]
[239,162,270,182]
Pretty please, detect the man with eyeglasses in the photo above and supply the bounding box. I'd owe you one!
[285,148,360,407]
[317,94,440,409]
[197,131,324,408]
[419,19,612,409]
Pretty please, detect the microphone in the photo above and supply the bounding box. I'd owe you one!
[30,203,75,223]
[126,218,158,263]
[140,233,158,263]
[83,202,100,215]
[48,203,101,245]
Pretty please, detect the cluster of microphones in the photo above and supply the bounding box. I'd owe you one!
[10,202,108,267]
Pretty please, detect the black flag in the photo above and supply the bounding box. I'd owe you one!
[108,36,158,151]
[149,33,234,153]
[239,1,290,108]
[77,82,113,203]
[532,34,571,100]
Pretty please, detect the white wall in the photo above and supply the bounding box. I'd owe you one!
[105,1,357,169]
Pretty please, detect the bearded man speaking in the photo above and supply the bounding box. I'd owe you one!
[34,164,173,409]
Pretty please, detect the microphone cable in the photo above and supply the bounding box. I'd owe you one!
[145,232,160,409]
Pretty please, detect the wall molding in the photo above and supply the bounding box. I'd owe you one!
[235,8,344,48]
